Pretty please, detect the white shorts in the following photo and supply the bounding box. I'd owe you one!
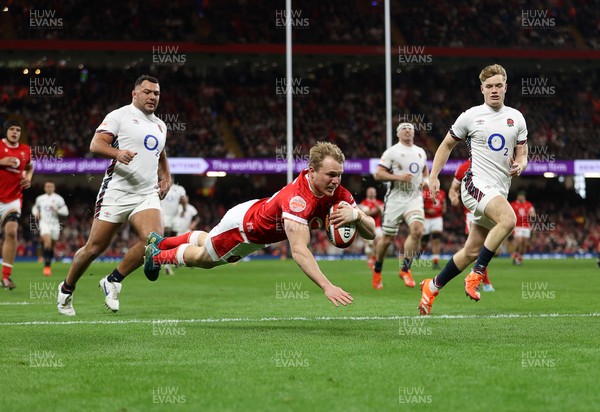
[461,178,503,230]
[163,214,177,230]
[95,189,161,223]
[39,222,61,240]
[204,199,267,265]
[0,199,21,224]
[513,227,531,238]
[424,217,443,235]
[381,196,424,236]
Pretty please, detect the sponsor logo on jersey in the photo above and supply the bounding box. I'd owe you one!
[289,196,306,213]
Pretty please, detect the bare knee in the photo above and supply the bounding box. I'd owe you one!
[409,224,424,239]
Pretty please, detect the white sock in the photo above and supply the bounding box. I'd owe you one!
[176,244,192,266]
[429,279,439,293]
[188,231,202,246]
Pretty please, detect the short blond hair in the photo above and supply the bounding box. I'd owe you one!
[309,142,345,170]
[479,64,507,83]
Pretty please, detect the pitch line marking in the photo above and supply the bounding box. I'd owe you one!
[1,312,598,326]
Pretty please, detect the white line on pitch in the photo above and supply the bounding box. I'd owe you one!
[0,312,598,326]
[0,301,52,305]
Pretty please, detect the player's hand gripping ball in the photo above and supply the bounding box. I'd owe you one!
[325,201,358,249]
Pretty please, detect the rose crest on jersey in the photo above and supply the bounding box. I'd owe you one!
[289,196,307,213]
[507,118,514,127]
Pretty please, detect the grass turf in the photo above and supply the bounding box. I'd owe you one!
[1,258,598,411]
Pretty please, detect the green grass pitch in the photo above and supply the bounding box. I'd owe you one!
[1,258,598,411]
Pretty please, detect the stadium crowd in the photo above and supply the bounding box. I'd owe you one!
[2,65,599,162]
[5,0,597,49]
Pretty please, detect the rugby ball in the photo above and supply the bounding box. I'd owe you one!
[325,201,358,249]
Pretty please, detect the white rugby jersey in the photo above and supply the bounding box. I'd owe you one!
[379,142,427,202]
[32,193,68,225]
[96,103,167,195]
[450,104,527,196]
[161,183,187,221]
[173,203,198,235]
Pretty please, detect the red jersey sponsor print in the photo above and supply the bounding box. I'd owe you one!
[0,140,31,203]
[243,169,356,244]
[423,189,446,218]
[511,200,534,228]
[359,198,384,227]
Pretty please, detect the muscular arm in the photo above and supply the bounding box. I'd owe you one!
[448,179,461,207]
[90,132,137,164]
[510,143,528,176]
[374,165,412,183]
[429,133,460,196]
[284,219,353,306]
[157,149,172,199]
[21,162,34,189]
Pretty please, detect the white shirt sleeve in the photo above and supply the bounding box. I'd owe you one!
[96,109,122,137]
[450,110,470,140]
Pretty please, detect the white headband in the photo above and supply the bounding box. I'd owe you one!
[397,122,414,132]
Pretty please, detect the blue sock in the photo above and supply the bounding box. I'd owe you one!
[374,261,383,273]
[61,280,75,294]
[107,269,125,283]
[401,258,412,272]
[473,246,495,275]
[433,257,461,288]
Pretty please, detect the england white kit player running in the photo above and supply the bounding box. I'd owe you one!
[160,183,186,274]
[32,181,69,276]
[57,75,172,316]
[371,122,428,290]
[419,64,528,315]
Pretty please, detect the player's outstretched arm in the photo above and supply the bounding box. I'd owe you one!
[284,219,353,307]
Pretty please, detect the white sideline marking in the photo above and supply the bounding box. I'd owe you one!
[0,312,598,326]
[0,301,51,305]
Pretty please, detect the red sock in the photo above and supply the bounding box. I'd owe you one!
[160,232,192,250]
[156,248,181,266]
[433,257,439,264]
[2,264,12,279]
